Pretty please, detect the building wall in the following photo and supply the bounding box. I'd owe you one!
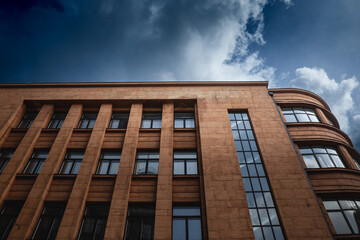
[0,82,358,239]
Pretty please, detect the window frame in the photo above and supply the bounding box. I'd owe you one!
[77,112,98,129]
[174,112,195,129]
[23,151,48,174]
[281,107,320,123]
[173,151,198,175]
[31,202,66,240]
[96,151,121,175]
[77,204,110,240]
[17,112,38,129]
[0,149,14,174]
[140,112,162,129]
[47,112,67,129]
[108,112,129,129]
[172,206,202,240]
[134,151,159,175]
[58,151,84,175]
[299,146,346,169]
[0,201,24,240]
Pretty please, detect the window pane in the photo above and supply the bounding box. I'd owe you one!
[268,209,280,225]
[339,200,357,209]
[188,218,202,240]
[254,193,265,207]
[72,161,81,174]
[328,212,352,234]
[88,120,96,129]
[102,152,121,159]
[296,113,310,122]
[299,148,312,154]
[309,115,319,122]
[141,220,154,240]
[344,210,359,233]
[246,193,256,208]
[174,152,197,159]
[48,120,59,129]
[175,119,184,128]
[185,119,195,128]
[281,108,293,114]
[79,120,89,129]
[263,192,274,207]
[60,161,72,174]
[141,120,151,128]
[109,120,120,128]
[249,209,260,225]
[258,209,270,225]
[248,164,257,177]
[331,155,345,168]
[273,227,284,240]
[173,207,201,217]
[108,161,119,175]
[323,201,340,210]
[125,219,141,240]
[24,161,38,174]
[263,227,274,240]
[293,108,306,113]
[147,161,158,174]
[284,115,297,123]
[173,219,186,240]
[135,160,146,174]
[230,121,237,129]
[240,165,248,177]
[174,161,185,175]
[32,217,53,239]
[251,178,261,191]
[302,155,319,168]
[253,227,264,240]
[97,161,109,174]
[152,120,162,128]
[316,154,334,168]
[313,147,327,153]
[186,160,198,175]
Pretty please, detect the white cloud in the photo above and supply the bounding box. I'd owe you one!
[290,67,359,133]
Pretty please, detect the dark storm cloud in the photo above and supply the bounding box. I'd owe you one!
[0,0,272,82]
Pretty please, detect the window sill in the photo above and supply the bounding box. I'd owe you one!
[173,175,199,179]
[132,175,158,179]
[334,234,360,239]
[16,173,38,178]
[73,128,93,133]
[53,174,77,179]
[41,128,60,133]
[11,128,28,133]
[106,128,127,133]
[174,128,196,132]
[139,128,161,132]
[92,174,117,179]
[306,168,360,175]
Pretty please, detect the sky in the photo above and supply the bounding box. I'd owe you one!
[0,0,359,150]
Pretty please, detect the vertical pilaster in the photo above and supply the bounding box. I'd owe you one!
[7,104,82,240]
[0,104,53,206]
[56,104,112,240]
[315,108,329,124]
[104,103,142,240]
[338,145,358,170]
[0,102,25,147]
[154,103,173,240]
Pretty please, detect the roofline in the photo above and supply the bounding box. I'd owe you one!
[269,87,331,112]
[0,81,269,88]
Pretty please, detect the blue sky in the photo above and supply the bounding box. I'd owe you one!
[0,0,359,150]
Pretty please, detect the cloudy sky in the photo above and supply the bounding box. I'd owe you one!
[0,0,359,150]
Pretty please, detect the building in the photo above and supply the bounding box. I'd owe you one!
[0,81,359,240]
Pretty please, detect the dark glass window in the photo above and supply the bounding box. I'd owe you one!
[281,107,319,123]
[23,151,48,174]
[96,151,121,175]
[17,112,38,129]
[78,113,98,129]
[59,151,84,174]
[47,113,67,129]
[0,202,23,240]
[109,113,129,129]
[174,113,195,129]
[173,152,198,175]
[124,205,155,240]
[0,149,13,173]
[323,199,360,235]
[141,113,162,129]
[78,204,110,240]
[229,112,285,240]
[172,206,202,240]
[299,146,345,169]
[31,203,66,240]
[134,151,159,175]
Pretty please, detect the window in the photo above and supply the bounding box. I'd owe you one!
[17,112,37,129]
[134,151,159,175]
[59,151,84,174]
[78,204,109,240]
[0,202,23,240]
[299,146,345,169]
[31,203,66,240]
[281,107,319,123]
[172,206,202,240]
[23,151,48,174]
[0,149,13,173]
[229,112,285,240]
[323,199,360,235]
[47,112,67,129]
[96,151,121,175]
[109,113,129,129]
[141,113,162,129]
[124,205,155,240]
[173,152,198,175]
[78,112,98,129]
[174,113,195,128]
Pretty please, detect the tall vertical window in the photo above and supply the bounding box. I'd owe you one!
[0,149,13,173]
[141,113,162,129]
[229,112,285,240]
[96,151,121,175]
[17,112,38,129]
[47,113,67,129]
[134,151,159,175]
[172,206,202,240]
[124,205,155,240]
[31,203,66,240]
[23,151,48,174]
[78,113,98,129]
[323,199,360,235]
[78,204,110,240]
[174,113,195,128]
[299,146,345,169]
[108,113,129,129]
[281,107,319,123]
[0,202,23,240]
[59,151,84,174]
[173,152,198,175]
